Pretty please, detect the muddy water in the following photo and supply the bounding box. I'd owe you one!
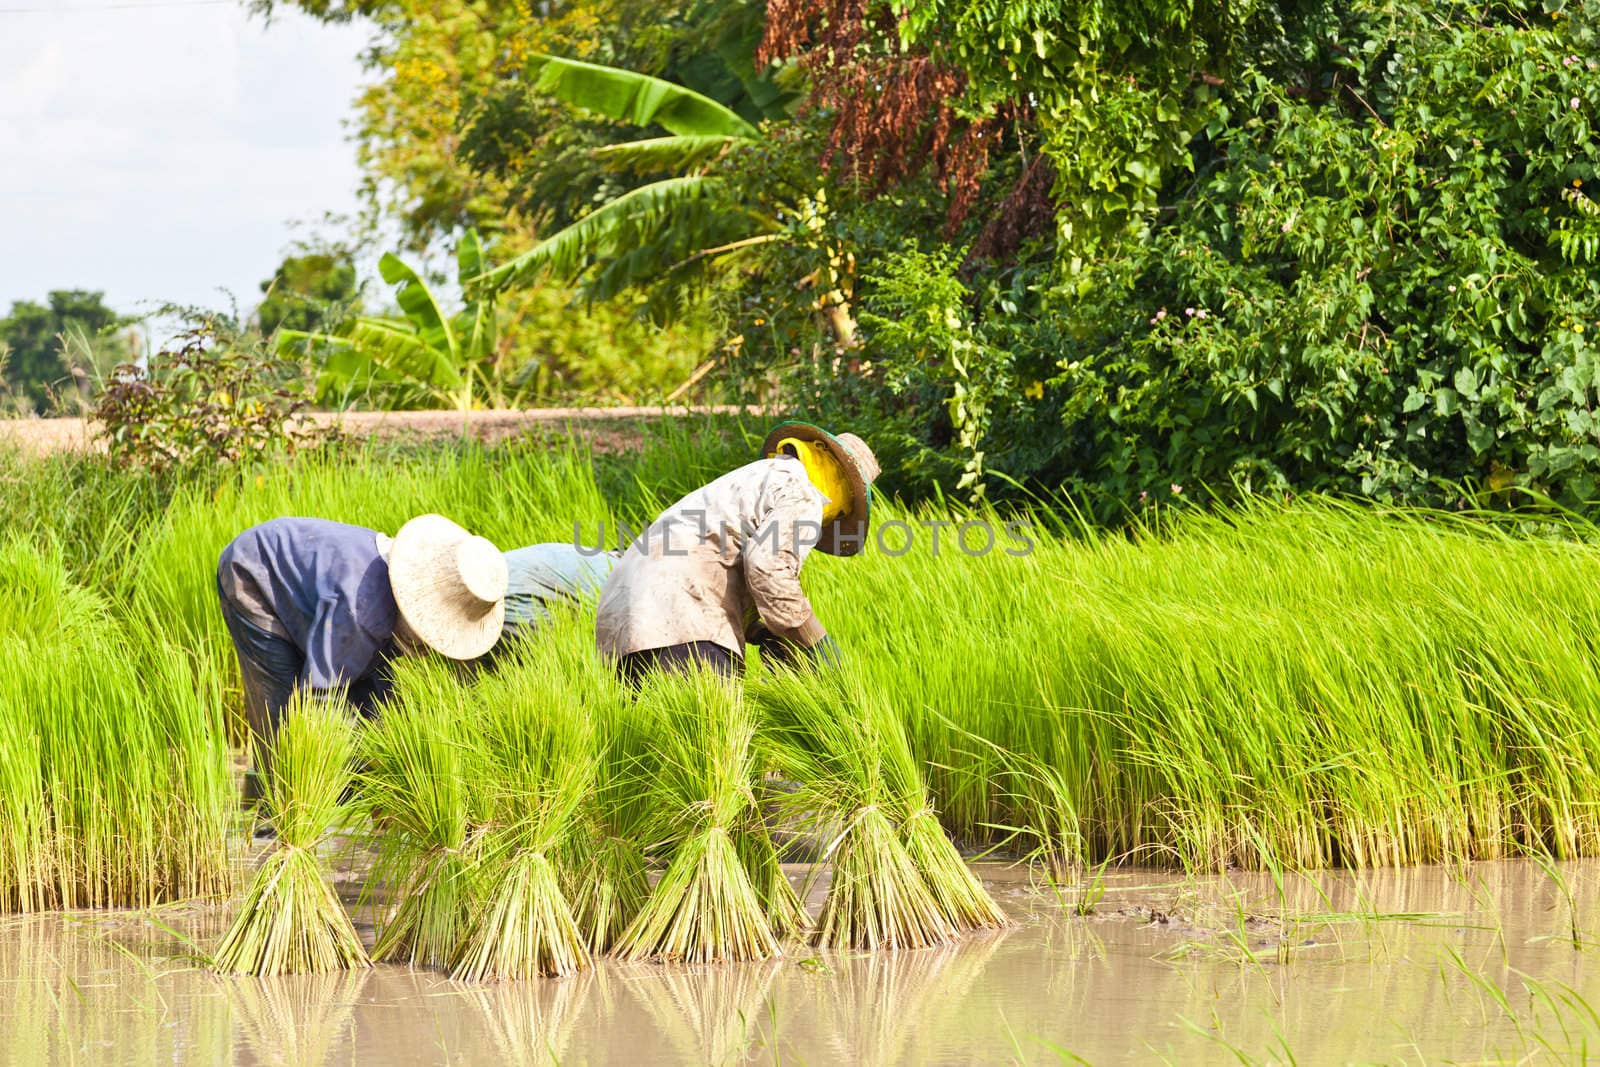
[4,860,1600,1065]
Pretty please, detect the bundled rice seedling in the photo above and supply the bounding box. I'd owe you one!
[361,658,476,969]
[211,697,368,975]
[565,740,655,957]
[754,669,988,950]
[615,670,785,964]
[0,536,232,912]
[447,644,595,982]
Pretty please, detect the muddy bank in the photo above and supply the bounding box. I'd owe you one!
[0,406,765,458]
[5,860,1600,1063]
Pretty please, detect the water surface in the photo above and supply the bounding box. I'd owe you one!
[3,860,1598,1064]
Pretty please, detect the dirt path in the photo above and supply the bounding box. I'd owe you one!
[0,406,763,458]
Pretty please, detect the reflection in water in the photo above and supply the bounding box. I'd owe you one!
[461,966,600,1065]
[221,969,370,1067]
[628,959,782,1064]
[5,862,1600,1062]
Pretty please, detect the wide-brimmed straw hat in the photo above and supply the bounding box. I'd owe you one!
[384,514,507,660]
[761,422,880,556]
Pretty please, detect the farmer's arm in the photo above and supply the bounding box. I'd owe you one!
[743,481,829,649]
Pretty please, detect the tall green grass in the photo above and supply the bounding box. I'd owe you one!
[0,537,231,911]
[18,432,1600,937]
[816,500,1600,870]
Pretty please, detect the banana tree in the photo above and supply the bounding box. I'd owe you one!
[278,230,500,411]
[475,56,858,348]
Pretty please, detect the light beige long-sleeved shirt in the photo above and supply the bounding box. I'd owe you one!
[595,455,829,660]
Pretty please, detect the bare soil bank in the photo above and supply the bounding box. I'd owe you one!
[0,406,764,458]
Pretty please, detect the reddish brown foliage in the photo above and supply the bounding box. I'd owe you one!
[757,0,1013,233]
[968,153,1058,264]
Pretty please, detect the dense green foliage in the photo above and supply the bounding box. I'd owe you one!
[751,0,1600,515]
[94,319,326,472]
[167,0,1600,511]
[281,231,505,411]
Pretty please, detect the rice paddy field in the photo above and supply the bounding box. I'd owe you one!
[10,419,1600,1062]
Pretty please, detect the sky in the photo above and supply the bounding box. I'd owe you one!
[0,0,371,323]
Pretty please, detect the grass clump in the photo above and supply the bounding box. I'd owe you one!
[616,670,785,964]
[211,698,369,976]
[447,643,595,981]
[361,659,474,969]
[563,684,653,954]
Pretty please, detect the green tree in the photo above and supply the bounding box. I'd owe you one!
[479,56,860,350]
[256,252,363,337]
[0,291,128,414]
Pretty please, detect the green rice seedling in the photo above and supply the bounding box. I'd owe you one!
[615,669,782,964]
[361,657,475,969]
[550,624,655,955]
[0,536,232,911]
[566,829,652,955]
[878,709,1011,931]
[0,709,47,913]
[448,644,595,981]
[211,697,368,976]
[735,818,811,940]
[754,669,959,950]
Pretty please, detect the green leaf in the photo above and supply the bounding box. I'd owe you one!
[343,317,460,394]
[475,176,730,291]
[379,253,458,369]
[527,54,758,139]
[591,135,742,176]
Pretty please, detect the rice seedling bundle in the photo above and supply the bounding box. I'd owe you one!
[562,689,654,954]
[447,643,595,981]
[0,536,231,911]
[361,658,475,969]
[615,670,784,964]
[211,697,369,975]
[753,670,979,950]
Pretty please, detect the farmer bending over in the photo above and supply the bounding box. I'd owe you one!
[218,514,614,799]
[596,422,879,685]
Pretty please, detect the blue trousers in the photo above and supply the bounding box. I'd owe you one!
[217,576,385,800]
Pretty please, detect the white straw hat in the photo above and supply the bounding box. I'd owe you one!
[386,514,507,660]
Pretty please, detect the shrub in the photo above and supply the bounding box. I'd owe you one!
[92,316,327,473]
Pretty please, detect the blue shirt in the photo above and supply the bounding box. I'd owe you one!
[218,518,395,692]
[502,542,617,636]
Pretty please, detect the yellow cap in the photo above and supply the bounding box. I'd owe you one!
[771,436,851,522]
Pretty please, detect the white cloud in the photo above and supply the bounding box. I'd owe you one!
[0,2,370,319]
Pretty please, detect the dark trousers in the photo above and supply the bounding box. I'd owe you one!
[217,577,384,801]
[617,641,742,688]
